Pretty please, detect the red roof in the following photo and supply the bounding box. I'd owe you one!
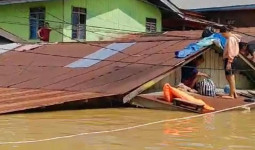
[0,31,201,94]
[0,28,254,114]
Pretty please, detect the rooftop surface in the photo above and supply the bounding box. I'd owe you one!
[0,28,254,114]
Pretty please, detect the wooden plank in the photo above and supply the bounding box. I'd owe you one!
[248,90,255,97]
[239,54,255,71]
[172,98,204,113]
[123,66,180,103]
[175,68,181,85]
[136,92,255,112]
[130,96,178,111]
[219,55,227,88]
[215,51,220,86]
[173,98,204,106]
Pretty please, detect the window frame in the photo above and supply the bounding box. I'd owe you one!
[29,7,46,40]
[226,19,236,25]
[146,18,157,33]
[71,6,87,40]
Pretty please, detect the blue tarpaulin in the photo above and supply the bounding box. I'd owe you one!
[212,33,226,48]
[175,33,226,58]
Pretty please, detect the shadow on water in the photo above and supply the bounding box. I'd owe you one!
[5,96,135,115]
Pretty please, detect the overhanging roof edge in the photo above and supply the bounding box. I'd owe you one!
[0,0,52,5]
[123,47,209,103]
[160,0,184,18]
[0,28,25,43]
[190,4,255,12]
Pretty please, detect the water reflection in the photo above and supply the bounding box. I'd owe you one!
[163,120,198,137]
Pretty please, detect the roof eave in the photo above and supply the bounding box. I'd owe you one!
[0,0,52,5]
[0,28,25,43]
[190,4,255,12]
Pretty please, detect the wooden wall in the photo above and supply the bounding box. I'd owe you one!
[147,49,255,92]
[204,10,255,27]
[146,68,181,93]
[198,49,254,89]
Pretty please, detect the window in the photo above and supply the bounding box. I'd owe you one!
[146,18,157,33]
[72,7,86,40]
[29,7,45,39]
[226,19,236,25]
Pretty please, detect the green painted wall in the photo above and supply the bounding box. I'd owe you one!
[0,1,64,43]
[85,0,162,41]
[0,0,162,42]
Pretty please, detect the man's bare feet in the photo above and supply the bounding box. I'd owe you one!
[222,95,235,99]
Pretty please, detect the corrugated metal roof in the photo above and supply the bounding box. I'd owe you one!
[0,30,204,113]
[235,27,255,43]
[170,0,255,10]
[141,0,183,16]
[0,88,112,114]
[0,28,254,114]
[0,43,21,54]
[192,4,255,12]
[0,28,24,43]
[66,42,136,68]
[0,38,198,94]
[159,0,183,17]
[0,0,51,5]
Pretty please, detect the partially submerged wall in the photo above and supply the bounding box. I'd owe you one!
[145,49,255,93]
[198,49,255,89]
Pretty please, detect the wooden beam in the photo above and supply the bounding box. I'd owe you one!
[123,64,181,103]
[238,54,255,71]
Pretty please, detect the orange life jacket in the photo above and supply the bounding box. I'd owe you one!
[163,83,215,111]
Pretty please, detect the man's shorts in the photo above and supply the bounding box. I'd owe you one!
[224,58,237,76]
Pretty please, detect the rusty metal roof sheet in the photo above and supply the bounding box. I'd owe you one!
[0,29,253,113]
[0,0,50,5]
[0,38,199,94]
[0,88,111,114]
[235,27,255,43]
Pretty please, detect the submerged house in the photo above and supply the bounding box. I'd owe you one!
[0,28,254,114]
[171,0,255,27]
[0,1,254,114]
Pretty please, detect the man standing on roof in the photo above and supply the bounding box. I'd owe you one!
[37,22,51,42]
[220,26,241,99]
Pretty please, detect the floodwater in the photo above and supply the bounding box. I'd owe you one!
[0,108,254,150]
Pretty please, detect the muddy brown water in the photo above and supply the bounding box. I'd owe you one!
[0,108,254,150]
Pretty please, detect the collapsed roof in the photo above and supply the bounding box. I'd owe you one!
[0,28,254,114]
